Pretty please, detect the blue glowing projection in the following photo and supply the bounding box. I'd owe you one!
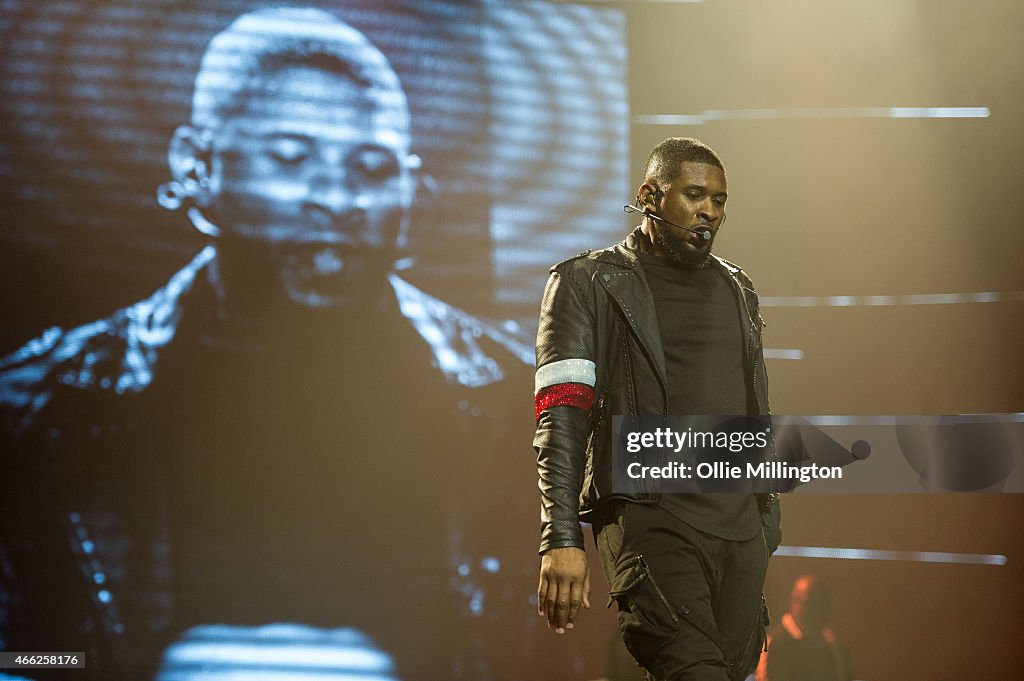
[0,2,627,679]
[155,624,400,681]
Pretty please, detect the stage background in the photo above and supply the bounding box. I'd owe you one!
[2,0,1023,679]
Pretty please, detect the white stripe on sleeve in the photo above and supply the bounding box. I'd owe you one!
[534,358,597,394]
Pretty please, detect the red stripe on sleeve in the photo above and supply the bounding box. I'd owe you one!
[534,383,595,421]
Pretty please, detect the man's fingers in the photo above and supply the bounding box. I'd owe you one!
[537,547,588,634]
[553,583,571,632]
[566,578,584,628]
[542,579,571,632]
[583,567,592,609]
[537,572,548,617]
[542,571,558,628]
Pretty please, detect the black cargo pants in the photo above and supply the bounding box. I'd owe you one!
[593,502,769,681]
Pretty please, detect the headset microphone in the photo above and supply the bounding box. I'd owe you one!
[622,203,713,242]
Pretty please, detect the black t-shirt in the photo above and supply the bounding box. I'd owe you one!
[639,252,760,541]
[141,284,461,676]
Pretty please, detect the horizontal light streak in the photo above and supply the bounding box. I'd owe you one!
[775,545,1008,566]
[763,348,805,360]
[760,291,1024,307]
[786,413,1024,426]
[635,107,990,124]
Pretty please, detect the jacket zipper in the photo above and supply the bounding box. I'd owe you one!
[735,279,777,497]
[735,282,760,408]
[619,318,639,416]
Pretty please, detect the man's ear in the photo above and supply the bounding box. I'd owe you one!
[636,182,660,208]
[402,153,422,202]
[167,125,213,207]
[395,152,424,250]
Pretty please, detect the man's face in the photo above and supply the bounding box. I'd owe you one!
[203,65,413,308]
[645,161,727,266]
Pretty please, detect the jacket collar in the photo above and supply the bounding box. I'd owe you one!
[592,227,642,269]
[593,228,668,391]
[596,226,742,277]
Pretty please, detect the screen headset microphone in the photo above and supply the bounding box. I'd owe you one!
[621,188,714,242]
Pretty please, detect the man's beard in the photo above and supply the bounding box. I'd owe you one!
[652,224,712,268]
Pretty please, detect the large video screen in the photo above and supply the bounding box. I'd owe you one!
[0,2,627,680]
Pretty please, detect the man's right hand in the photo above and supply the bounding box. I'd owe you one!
[537,546,590,634]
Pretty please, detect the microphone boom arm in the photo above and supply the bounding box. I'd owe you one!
[623,204,711,241]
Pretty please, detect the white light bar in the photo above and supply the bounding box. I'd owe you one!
[775,545,1008,566]
[763,348,805,360]
[635,107,990,124]
[783,413,1024,426]
[760,291,1024,307]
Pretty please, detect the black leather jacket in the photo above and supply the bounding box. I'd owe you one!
[533,228,779,553]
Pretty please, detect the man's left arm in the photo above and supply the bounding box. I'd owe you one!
[533,266,598,633]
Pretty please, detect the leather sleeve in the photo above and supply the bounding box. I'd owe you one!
[532,267,596,554]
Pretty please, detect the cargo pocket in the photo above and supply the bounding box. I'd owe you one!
[606,554,681,668]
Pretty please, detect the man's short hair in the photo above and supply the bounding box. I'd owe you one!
[642,137,725,186]
[191,7,409,136]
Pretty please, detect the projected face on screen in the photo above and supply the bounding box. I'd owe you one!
[0,3,629,678]
[164,8,419,309]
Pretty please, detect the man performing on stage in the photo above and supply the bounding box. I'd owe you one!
[533,137,781,680]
